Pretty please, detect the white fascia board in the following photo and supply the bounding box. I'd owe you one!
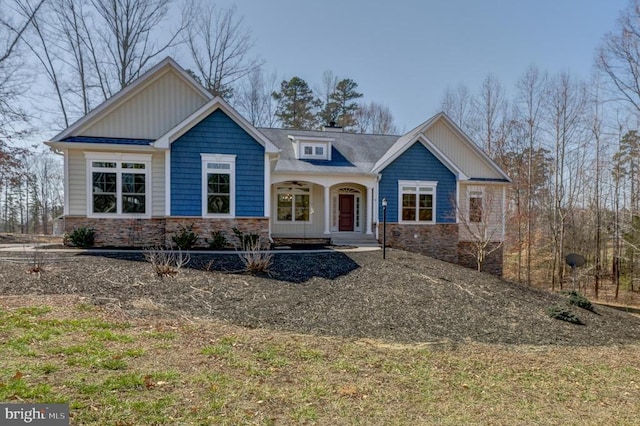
[288,135,335,143]
[45,141,155,152]
[154,97,279,154]
[51,57,211,142]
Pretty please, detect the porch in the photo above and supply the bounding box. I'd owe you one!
[270,178,378,243]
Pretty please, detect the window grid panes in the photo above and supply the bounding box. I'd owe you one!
[90,160,148,215]
[207,173,231,214]
[401,184,435,222]
[277,186,310,222]
[469,196,483,223]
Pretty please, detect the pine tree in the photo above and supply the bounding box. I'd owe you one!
[318,78,362,130]
[272,77,320,129]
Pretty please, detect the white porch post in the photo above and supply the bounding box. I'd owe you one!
[366,185,374,234]
[324,185,331,235]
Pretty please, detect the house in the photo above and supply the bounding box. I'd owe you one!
[45,58,511,274]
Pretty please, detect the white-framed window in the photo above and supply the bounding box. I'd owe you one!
[398,181,437,223]
[276,184,311,222]
[300,142,328,160]
[85,153,151,218]
[468,187,484,223]
[201,154,236,217]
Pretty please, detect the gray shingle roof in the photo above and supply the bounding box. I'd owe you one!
[258,128,399,175]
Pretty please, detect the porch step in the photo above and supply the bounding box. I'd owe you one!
[330,234,380,247]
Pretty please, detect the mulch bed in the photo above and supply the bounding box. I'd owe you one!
[1,248,640,346]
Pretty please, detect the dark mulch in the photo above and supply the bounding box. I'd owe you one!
[1,248,640,346]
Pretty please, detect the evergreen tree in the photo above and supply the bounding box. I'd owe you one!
[318,78,362,130]
[272,77,320,129]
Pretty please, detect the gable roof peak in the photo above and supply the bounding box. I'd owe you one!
[51,56,212,142]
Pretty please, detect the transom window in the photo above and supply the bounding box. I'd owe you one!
[201,154,236,217]
[85,153,151,217]
[277,185,311,222]
[399,181,437,223]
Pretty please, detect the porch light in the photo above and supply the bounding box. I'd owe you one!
[382,198,387,259]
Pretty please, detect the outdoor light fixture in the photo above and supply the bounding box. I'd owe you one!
[382,198,387,259]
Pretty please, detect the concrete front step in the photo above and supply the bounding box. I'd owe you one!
[331,235,380,247]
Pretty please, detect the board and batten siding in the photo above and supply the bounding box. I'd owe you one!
[82,70,207,140]
[270,184,325,236]
[423,119,499,180]
[170,109,265,217]
[67,148,165,217]
[67,149,87,215]
[378,142,457,223]
[458,183,505,242]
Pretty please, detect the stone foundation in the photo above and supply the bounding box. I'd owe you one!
[63,216,269,248]
[457,242,504,276]
[379,223,459,264]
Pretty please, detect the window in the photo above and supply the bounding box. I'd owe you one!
[201,154,236,216]
[277,185,310,222]
[86,153,151,217]
[468,189,484,223]
[299,142,329,160]
[399,181,437,223]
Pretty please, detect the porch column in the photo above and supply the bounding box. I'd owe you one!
[324,185,331,235]
[366,185,374,234]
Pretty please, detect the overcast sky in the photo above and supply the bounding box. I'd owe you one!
[172,0,627,132]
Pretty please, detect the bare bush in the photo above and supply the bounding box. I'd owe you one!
[26,246,49,276]
[237,239,272,275]
[144,246,190,278]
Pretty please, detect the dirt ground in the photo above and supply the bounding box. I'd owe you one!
[1,246,640,346]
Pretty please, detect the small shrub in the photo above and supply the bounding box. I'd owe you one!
[26,247,49,276]
[66,226,95,248]
[561,290,594,312]
[545,305,583,325]
[237,238,272,275]
[206,231,228,249]
[144,246,191,278]
[232,227,260,251]
[171,224,198,250]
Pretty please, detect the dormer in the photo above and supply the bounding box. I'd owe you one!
[288,135,333,161]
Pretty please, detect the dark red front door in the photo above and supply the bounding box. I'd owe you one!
[339,194,354,231]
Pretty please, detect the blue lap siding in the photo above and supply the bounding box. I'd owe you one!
[170,109,265,216]
[378,142,456,223]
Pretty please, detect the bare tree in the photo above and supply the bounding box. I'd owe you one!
[186,1,261,99]
[515,65,547,285]
[597,0,640,112]
[474,74,509,157]
[355,101,398,135]
[454,187,507,272]
[235,68,278,127]
[440,83,475,132]
[91,0,188,97]
[0,0,45,135]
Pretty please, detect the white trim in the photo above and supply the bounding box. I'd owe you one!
[84,152,152,219]
[201,154,236,218]
[154,97,279,153]
[398,180,437,224]
[52,57,212,142]
[45,141,154,152]
[264,154,271,217]
[466,185,485,223]
[63,149,69,216]
[323,186,331,235]
[165,150,171,216]
[366,185,374,235]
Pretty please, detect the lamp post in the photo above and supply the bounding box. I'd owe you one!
[382,198,387,259]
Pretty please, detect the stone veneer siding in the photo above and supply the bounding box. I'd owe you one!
[63,216,269,248]
[457,242,504,276]
[379,223,459,264]
[378,223,504,276]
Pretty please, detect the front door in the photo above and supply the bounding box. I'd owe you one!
[339,194,354,231]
